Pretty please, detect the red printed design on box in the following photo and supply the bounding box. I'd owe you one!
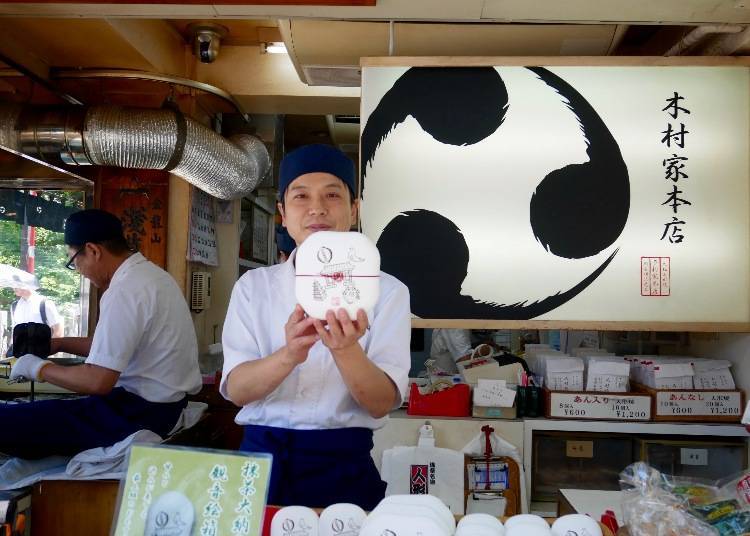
[641,256,670,296]
[410,465,429,494]
[737,475,750,504]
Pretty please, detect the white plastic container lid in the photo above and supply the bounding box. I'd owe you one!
[295,231,380,320]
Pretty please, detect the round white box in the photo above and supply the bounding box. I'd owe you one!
[270,505,319,536]
[295,231,380,320]
[319,503,366,536]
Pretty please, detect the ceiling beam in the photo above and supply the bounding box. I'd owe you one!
[0,0,748,25]
[0,25,50,83]
[0,0,375,4]
[104,18,187,76]
[0,24,84,104]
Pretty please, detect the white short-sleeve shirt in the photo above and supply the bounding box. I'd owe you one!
[430,328,473,374]
[86,253,202,403]
[221,250,412,430]
[12,292,62,329]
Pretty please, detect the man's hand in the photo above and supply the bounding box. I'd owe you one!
[283,305,320,365]
[314,309,368,353]
[10,354,50,382]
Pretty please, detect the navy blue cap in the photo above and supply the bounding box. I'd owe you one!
[275,224,296,255]
[64,209,126,246]
[279,144,356,201]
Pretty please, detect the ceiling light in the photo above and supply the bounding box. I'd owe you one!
[262,42,288,54]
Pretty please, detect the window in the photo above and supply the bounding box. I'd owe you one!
[0,190,88,356]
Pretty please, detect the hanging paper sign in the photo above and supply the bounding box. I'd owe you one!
[188,188,219,266]
[112,444,271,536]
[360,62,750,325]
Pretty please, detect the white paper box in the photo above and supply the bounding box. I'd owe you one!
[545,358,584,391]
[586,358,631,393]
[295,231,380,320]
[692,359,735,390]
[458,356,524,386]
[571,348,610,357]
[625,355,658,385]
[649,362,694,389]
[526,351,565,378]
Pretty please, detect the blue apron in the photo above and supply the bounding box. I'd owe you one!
[0,387,186,459]
[240,424,386,510]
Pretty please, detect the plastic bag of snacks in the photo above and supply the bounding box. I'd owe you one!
[620,462,718,536]
[717,470,750,507]
[620,463,750,536]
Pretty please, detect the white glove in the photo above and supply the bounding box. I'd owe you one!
[9,354,50,382]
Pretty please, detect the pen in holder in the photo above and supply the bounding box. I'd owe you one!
[515,372,543,418]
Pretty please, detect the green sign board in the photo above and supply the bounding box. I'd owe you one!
[112,444,271,536]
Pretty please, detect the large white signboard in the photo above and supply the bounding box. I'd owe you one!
[359,64,750,324]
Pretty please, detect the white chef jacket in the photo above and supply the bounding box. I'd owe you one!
[86,253,202,403]
[11,291,62,329]
[221,249,411,430]
[430,328,473,374]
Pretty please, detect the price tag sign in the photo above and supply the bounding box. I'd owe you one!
[549,392,651,420]
[655,390,742,418]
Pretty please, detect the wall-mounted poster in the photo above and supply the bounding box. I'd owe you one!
[359,60,750,327]
[251,203,271,264]
[188,188,218,266]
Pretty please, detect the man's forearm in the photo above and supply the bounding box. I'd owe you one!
[39,363,119,395]
[51,337,92,357]
[225,347,298,407]
[332,345,398,418]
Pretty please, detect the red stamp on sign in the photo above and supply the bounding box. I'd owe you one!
[641,257,670,296]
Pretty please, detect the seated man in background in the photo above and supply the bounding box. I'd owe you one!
[1,209,202,459]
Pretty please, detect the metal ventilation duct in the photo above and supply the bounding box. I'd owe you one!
[0,103,270,200]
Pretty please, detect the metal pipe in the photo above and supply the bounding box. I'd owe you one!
[52,68,249,121]
[0,103,269,200]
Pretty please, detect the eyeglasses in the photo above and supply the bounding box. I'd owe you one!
[65,248,83,270]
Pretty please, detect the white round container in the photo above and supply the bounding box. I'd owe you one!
[359,511,450,536]
[319,503,366,536]
[551,514,603,536]
[505,523,552,536]
[456,513,505,535]
[504,514,550,530]
[270,505,319,536]
[376,494,456,533]
[295,231,380,320]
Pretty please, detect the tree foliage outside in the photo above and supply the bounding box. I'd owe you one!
[0,190,85,324]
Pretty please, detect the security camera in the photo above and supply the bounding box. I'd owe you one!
[187,23,228,64]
